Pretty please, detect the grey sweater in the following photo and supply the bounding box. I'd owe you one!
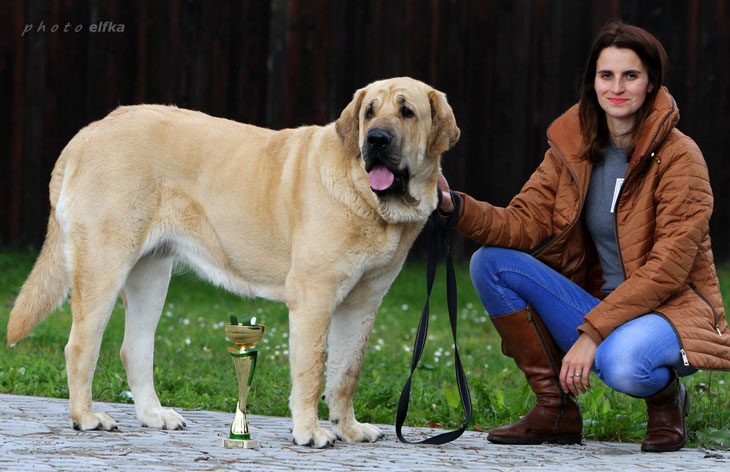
[585,144,629,295]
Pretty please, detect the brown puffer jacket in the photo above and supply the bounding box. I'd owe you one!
[455,87,730,370]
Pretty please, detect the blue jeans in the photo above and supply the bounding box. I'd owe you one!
[470,247,696,397]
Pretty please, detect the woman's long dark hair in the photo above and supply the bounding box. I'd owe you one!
[578,22,668,163]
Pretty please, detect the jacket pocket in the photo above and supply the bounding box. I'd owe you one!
[689,282,722,336]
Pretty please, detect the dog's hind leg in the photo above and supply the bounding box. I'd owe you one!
[65,242,131,431]
[323,284,385,443]
[120,254,186,430]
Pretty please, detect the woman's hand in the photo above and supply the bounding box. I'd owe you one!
[559,334,597,396]
[437,173,454,214]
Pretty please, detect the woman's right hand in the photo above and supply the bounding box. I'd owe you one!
[438,173,454,214]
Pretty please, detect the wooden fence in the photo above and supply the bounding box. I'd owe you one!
[2,0,729,260]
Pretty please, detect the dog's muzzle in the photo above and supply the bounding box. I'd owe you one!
[363,128,409,196]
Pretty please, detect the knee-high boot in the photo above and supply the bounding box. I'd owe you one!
[487,304,582,444]
[641,371,689,452]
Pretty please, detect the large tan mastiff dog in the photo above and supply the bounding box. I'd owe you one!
[7,77,459,448]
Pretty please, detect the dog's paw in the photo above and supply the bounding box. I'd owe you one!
[139,408,187,430]
[292,425,337,448]
[72,411,118,431]
[332,420,384,443]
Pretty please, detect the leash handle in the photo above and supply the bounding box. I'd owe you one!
[395,190,472,444]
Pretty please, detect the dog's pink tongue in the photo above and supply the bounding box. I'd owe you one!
[369,165,394,191]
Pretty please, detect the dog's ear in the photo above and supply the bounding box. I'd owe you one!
[336,87,367,156]
[427,89,460,156]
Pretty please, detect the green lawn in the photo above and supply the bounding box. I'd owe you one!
[1,248,729,447]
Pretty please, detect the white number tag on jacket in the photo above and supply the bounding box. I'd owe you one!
[611,178,624,213]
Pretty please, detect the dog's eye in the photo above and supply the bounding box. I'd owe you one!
[365,105,375,120]
[400,106,415,119]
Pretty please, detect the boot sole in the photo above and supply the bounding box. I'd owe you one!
[641,441,686,453]
[488,433,582,445]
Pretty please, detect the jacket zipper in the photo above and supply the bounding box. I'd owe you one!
[689,282,722,336]
[531,141,583,257]
[654,311,691,366]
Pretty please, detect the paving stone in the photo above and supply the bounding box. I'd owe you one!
[1,393,728,471]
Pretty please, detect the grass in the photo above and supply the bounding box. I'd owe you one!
[1,248,729,448]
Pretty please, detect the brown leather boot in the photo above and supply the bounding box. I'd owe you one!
[641,373,689,452]
[487,304,582,445]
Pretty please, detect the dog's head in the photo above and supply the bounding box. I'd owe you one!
[336,77,460,222]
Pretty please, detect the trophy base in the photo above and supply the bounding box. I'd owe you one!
[222,438,258,449]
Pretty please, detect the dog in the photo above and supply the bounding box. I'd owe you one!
[6,77,460,448]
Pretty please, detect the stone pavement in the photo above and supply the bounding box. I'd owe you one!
[1,393,728,471]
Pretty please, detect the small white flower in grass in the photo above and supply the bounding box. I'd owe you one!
[410,327,417,333]
[374,345,382,351]
[377,338,384,345]
[168,303,175,309]
[403,345,411,353]
[282,332,288,338]
[480,316,487,323]
[185,338,191,346]
[262,338,269,344]
[401,304,409,311]
[487,345,493,350]
[283,350,289,356]
[444,351,451,357]
[720,380,726,385]
[165,311,173,318]
[483,364,489,369]
[275,350,280,356]
[503,367,509,373]
[203,346,210,352]
[466,303,473,310]
[257,308,263,314]
[182,318,190,325]
[434,357,440,363]
[8,343,15,349]
[431,403,437,409]
[428,335,437,341]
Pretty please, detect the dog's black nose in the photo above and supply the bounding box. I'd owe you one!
[366,128,392,148]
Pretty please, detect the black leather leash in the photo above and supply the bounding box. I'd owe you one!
[395,189,472,444]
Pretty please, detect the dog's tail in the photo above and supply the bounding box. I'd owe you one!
[7,212,70,345]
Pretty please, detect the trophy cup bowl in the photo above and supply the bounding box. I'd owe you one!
[223,323,266,449]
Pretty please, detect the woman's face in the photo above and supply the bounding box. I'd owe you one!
[594,47,651,132]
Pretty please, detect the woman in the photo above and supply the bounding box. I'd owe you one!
[439,21,730,452]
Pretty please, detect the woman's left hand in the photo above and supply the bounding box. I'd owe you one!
[559,334,597,396]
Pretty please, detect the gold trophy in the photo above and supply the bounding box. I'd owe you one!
[223,316,265,449]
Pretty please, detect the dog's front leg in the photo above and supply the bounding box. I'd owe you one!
[323,287,385,443]
[286,277,337,448]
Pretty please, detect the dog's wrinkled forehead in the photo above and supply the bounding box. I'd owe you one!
[359,82,431,120]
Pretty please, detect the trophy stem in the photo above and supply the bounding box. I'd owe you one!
[223,347,259,449]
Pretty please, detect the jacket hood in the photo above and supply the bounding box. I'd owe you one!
[547,87,680,168]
